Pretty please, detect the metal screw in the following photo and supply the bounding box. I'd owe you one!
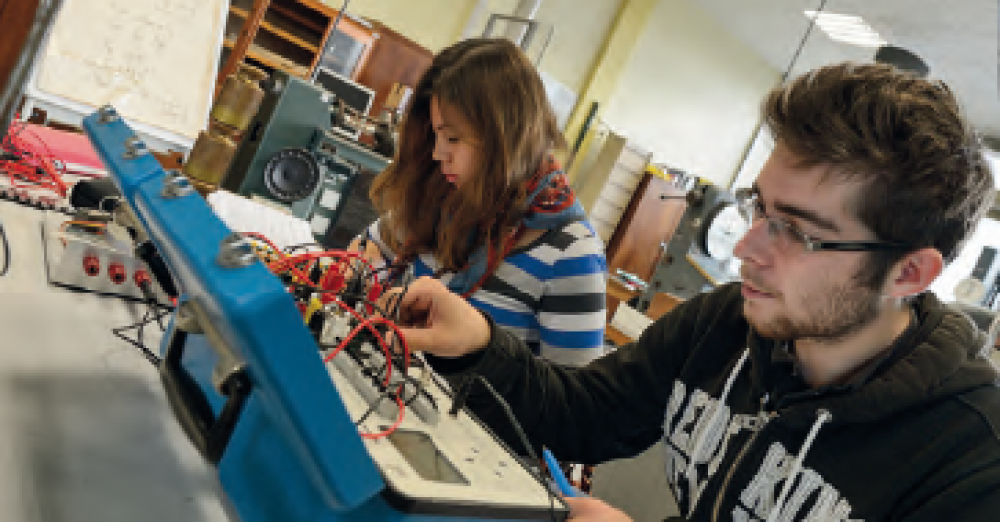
[212,359,247,396]
[174,302,204,334]
[98,105,119,124]
[123,135,148,159]
[216,233,256,268]
[161,170,194,199]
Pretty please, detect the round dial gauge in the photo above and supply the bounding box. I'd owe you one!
[700,202,750,261]
[954,278,987,305]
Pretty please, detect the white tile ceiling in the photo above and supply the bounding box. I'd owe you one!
[693,0,999,138]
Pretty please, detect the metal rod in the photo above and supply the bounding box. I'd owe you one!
[309,0,351,83]
[727,0,827,188]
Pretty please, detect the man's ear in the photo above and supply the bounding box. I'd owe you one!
[884,247,944,298]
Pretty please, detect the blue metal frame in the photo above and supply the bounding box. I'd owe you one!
[83,108,557,522]
[83,108,386,520]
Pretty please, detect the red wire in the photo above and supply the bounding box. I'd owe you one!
[19,126,68,195]
[270,250,374,275]
[324,307,394,387]
[269,250,376,294]
[240,231,282,253]
[359,394,405,439]
[324,302,411,389]
[239,232,318,284]
[1,121,68,197]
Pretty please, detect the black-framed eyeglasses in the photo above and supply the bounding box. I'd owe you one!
[733,188,915,255]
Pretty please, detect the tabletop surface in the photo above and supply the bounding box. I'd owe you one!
[0,199,229,522]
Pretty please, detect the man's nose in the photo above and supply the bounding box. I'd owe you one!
[733,218,770,266]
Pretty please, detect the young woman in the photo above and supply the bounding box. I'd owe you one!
[358,38,607,367]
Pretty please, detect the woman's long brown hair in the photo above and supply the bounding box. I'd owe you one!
[369,38,566,272]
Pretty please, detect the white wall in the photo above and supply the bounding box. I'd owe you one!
[532,0,622,92]
[330,0,619,96]
[602,0,779,186]
[322,0,477,53]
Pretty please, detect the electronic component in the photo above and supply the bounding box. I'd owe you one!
[638,182,741,309]
[84,106,568,522]
[220,70,391,247]
[40,211,171,304]
[261,147,321,203]
[314,67,374,140]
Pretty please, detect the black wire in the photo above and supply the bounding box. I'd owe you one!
[0,220,9,277]
[354,391,390,427]
[387,282,411,322]
[282,242,324,254]
[400,365,436,413]
[111,301,171,367]
[456,374,560,520]
[329,292,391,318]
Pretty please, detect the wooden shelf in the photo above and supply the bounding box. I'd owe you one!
[223,38,308,77]
[216,0,432,121]
[230,6,319,53]
[269,2,324,33]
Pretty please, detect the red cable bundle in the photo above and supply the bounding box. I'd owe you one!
[1,120,69,198]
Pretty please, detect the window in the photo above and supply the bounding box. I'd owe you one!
[930,151,1000,304]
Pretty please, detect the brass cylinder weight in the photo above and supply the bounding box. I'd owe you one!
[183,64,268,194]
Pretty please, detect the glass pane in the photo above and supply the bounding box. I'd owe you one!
[318,30,366,78]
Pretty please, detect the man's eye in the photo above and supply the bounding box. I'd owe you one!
[784,223,813,244]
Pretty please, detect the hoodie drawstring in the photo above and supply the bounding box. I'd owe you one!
[765,409,833,522]
[686,349,750,515]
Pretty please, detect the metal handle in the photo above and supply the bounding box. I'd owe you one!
[159,322,250,464]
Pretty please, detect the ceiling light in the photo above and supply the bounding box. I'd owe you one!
[805,10,887,48]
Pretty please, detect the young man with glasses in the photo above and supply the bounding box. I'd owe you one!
[390,63,999,521]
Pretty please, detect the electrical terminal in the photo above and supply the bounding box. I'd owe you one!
[319,308,354,348]
[82,255,100,276]
[107,261,127,284]
[133,269,151,288]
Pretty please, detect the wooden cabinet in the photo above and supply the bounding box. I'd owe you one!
[218,0,368,87]
[354,22,432,119]
[217,1,431,120]
[606,173,688,285]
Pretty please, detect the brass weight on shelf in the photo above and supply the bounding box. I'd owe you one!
[182,123,237,188]
[183,63,268,193]
[211,63,268,133]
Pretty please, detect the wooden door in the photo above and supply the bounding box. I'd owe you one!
[0,0,41,99]
[606,174,687,285]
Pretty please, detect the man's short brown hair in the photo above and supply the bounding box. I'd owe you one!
[763,63,996,288]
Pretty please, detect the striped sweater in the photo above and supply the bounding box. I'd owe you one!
[366,219,608,367]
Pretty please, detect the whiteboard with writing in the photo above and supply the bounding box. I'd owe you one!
[30,0,226,144]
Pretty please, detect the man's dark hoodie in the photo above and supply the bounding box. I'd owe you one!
[428,283,1000,521]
